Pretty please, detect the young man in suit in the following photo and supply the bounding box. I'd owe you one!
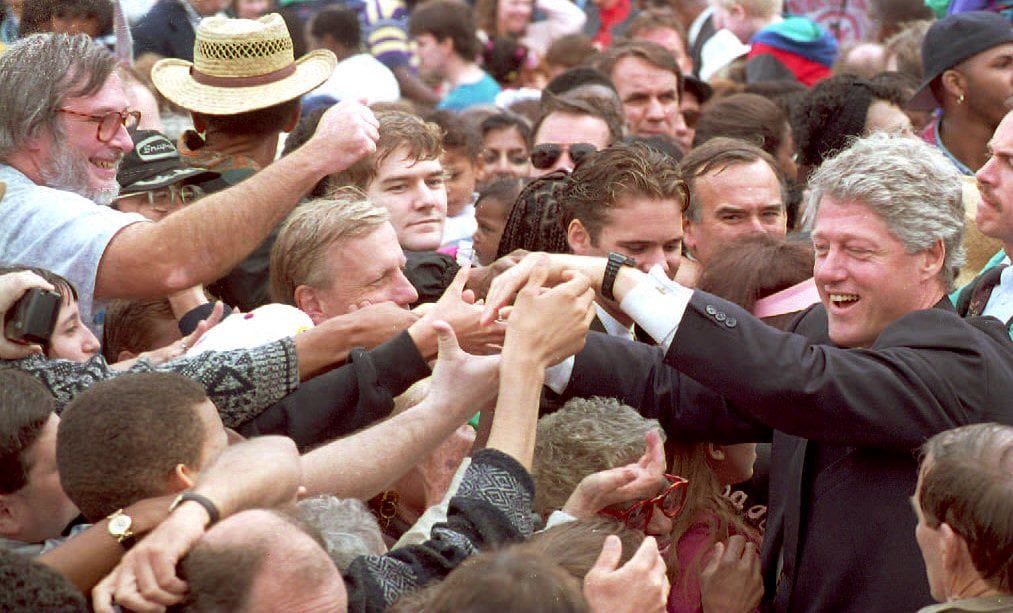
[485,131,1013,612]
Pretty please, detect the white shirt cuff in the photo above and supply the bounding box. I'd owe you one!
[619,264,693,352]
[544,356,575,395]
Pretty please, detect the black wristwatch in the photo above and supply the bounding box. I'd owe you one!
[169,492,221,526]
[603,252,637,301]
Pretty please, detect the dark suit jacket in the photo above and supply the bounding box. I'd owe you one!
[132,0,196,61]
[689,13,715,79]
[564,292,1013,612]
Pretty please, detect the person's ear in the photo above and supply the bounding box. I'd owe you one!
[294,284,327,325]
[940,69,966,104]
[0,495,23,538]
[117,349,138,362]
[919,239,946,282]
[284,102,302,132]
[168,463,197,493]
[567,219,593,255]
[938,522,969,573]
[706,443,725,462]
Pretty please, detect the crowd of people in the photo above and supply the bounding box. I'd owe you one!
[0,0,1011,609]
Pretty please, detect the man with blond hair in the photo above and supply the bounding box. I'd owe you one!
[711,0,836,85]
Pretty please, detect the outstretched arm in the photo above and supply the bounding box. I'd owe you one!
[95,101,379,300]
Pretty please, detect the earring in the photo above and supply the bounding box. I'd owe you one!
[957,93,965,105]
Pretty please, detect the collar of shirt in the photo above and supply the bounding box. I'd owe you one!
[594,302,635,341]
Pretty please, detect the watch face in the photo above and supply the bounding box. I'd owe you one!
[109,513,132,535]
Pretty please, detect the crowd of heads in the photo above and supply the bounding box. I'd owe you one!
[0,0,1011,610]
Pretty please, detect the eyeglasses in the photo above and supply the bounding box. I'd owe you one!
[57,108,141,143]
[530,143,596,170]
[480,148,530,167]
[599,474,688,531]
[115,183,204,209]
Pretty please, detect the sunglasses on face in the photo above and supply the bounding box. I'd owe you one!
[529,142,597,170]
[599,474,688,532]
[480,148,530,166]
[57,108,141,143]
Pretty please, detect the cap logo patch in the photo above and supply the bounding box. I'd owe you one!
[136,135,179,162]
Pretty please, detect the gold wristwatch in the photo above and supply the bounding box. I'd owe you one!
[106,509,137,549]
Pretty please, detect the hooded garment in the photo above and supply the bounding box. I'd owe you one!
[747,15,838,86]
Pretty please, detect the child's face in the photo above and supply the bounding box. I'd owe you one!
[47,297,101,363]
[443,148,477,217]
[472,195,510,265]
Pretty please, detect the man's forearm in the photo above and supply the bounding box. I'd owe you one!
[188,436,302,518]
[95,148,333,300]
[300,393,472,500]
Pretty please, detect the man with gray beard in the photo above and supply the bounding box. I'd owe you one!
[0,32,375,333]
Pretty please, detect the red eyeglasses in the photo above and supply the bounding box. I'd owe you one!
[599,474,689,531]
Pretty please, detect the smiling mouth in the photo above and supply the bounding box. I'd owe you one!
[93,159,119,170]
[829,293,860,308]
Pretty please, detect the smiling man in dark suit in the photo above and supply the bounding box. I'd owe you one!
[485,131,1013,612]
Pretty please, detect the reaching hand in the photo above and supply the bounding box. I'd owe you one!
[306,99,379,172]
[562,430,667,519]
[699,535,762,613]
[345,301,421,349]
[584,535,670,613]
[503,260,596,367]
[465,249,529,299]
[426,320,500,422]
[419,264,506,356]
[0,271,55,359]
[92,504,210,613]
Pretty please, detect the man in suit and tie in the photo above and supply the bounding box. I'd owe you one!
[486,131,1013,611]
[558,142,685,343]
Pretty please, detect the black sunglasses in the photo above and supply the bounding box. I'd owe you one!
[530,143,597,170]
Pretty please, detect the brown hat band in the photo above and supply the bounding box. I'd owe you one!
[189,63,297,88]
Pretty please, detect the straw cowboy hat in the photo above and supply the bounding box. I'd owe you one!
[152,14,336,115]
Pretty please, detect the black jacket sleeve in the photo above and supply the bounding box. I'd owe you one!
[236,331,430,451]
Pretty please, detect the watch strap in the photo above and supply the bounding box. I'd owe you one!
[603,252,636,301]
[169,492,221,526]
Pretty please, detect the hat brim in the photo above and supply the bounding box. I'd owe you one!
[906,84,939,112]
[151,50,336,115]
[120,166,221,193]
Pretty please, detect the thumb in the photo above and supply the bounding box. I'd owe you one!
[591,534,623,574]
[433,319,460,358]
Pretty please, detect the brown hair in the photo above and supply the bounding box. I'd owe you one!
[409,0,481,60]
[518,517,644,580]
[624,9,688,46]
[693,93,788,157]
[0,371,54,495]
[557,141,686,243]
[101,298,178,363]
[919,423,1013,592]
[545,33,598,70]
[426,549,588,612]
[531,92,624,148]
[326,110,443,193]
[695,234,814,325]
[597,40,683,95]
[679,137,786,223]
[57,372,208,521]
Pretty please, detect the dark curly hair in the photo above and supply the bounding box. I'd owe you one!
[792,74,906,180]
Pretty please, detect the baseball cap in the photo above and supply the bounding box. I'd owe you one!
[908,11,1013,111]
[117,130,219,195]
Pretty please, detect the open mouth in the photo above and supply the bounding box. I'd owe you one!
[828,293,860,310]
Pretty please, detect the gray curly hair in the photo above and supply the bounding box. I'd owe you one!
[806,132,965,291]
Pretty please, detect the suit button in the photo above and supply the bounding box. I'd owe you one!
[706,305,717,315]
[726,318,737,328]
[715,312,726,321]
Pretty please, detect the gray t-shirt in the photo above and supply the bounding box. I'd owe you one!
[0,164,147,332]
